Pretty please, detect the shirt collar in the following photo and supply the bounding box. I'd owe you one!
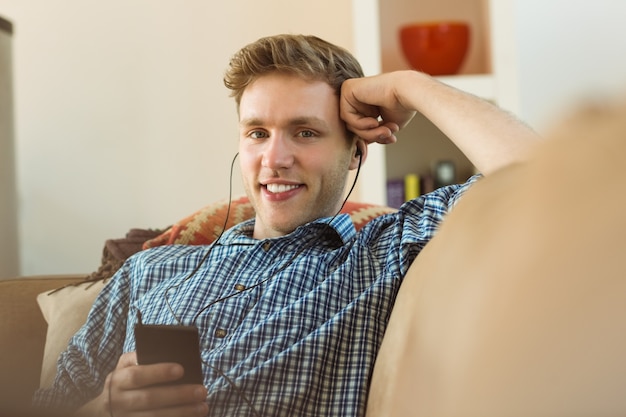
[216,213,356,247]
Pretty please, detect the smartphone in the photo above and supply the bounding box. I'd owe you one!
[134,323,204,385]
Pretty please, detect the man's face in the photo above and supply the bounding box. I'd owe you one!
[238,72,357,239]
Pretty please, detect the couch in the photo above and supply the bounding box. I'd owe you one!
[2,98,626,416]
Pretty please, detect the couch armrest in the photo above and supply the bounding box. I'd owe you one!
[0,275,87,411]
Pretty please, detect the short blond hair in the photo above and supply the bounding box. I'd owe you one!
[224,34,364,106]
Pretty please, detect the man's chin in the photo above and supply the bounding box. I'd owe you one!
[269,219,306,236]
[255,212,317,238]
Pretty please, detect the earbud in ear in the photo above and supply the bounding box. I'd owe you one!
[355,148,362,157]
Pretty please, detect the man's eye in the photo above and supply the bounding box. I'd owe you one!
[250,131,268,139]
[298,130,316,138]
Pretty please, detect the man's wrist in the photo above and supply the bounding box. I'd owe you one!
[74,388,110,417]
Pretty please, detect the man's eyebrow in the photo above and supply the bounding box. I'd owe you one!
[239,116,330,129]
[287,117,329,128]
[239,117,263,127]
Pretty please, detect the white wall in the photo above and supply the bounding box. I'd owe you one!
[513,0,626,130]
[0,0,353,275]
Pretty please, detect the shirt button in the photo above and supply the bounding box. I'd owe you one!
[214,328,227,338]
[234,283,245,291]
[262,241,272,251]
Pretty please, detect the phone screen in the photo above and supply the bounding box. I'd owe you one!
[134,324,204,385]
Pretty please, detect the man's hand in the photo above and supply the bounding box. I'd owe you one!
[340,72,416,144]
[76,352,208,417]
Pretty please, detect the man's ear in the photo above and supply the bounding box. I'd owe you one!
[349,140,367,170]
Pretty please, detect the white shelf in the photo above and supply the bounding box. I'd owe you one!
[352,0,512,206]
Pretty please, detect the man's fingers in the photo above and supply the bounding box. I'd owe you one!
[348,124,399,145]
[116,351,139,369]
[111,377,207,411]
[116,352,187,389]
[107,365,208,415]
[340,98,404,144]
[119,362,185,390]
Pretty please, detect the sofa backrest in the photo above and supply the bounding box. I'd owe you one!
[366,98,626,416]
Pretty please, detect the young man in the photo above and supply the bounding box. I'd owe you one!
[33,34,539,416]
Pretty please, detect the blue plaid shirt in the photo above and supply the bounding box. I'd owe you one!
[34,176,478,416]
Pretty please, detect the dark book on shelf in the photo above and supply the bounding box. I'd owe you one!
[386,178,405,209]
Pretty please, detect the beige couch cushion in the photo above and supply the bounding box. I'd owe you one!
[367,99,626,416]
[36,280,107,388]
[0,275,86,411]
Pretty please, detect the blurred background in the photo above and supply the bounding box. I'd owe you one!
[1,0,625,277]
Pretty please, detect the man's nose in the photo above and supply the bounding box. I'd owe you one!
[262,135,294,170]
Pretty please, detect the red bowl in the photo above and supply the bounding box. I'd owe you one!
[399,21,470,75]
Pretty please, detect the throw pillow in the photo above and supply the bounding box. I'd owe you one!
[143,196,397,249]
[37,280,108,388]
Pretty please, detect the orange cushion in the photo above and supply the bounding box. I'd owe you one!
[143,196,397,249]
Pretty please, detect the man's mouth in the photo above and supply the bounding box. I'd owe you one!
[265,183,301,194]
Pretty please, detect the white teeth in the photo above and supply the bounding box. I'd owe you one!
[266,183,299,194]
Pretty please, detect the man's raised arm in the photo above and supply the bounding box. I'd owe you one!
[340,70,541,175]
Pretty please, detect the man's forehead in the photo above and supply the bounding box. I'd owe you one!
[237,73,341,127]
[240,73,335,103]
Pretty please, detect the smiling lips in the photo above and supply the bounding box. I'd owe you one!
[265,183,301,194]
